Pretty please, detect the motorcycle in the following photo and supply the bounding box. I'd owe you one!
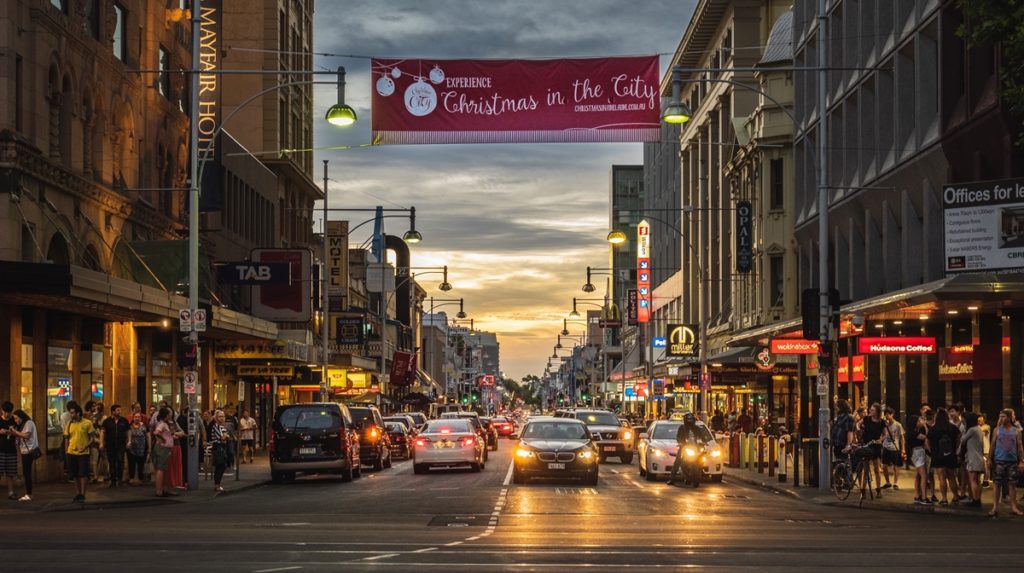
[679,443,707,488]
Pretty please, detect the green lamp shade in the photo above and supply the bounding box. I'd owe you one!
[325,104,358,127]
[661,102,692,124]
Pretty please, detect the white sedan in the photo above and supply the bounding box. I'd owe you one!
[412,419,486,474]
[637,420,723,482]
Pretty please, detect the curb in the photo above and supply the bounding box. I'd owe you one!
[31,479,270,512]
[816,497,989,519]
[212,479,270,498]
[723,469,805,501]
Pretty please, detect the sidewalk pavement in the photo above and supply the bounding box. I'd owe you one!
[724,464,1010,518]
[0,454,270,513]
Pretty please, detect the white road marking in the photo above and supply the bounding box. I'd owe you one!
[502,461,514,486]
[252,567,302,573]
[412,547,438,553]
[362,553,399,561]
[445,541,463,547]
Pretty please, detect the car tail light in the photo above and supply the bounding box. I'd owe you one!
[368,427,380,439]
[414,438,426,448]
[395,436,404,443]
[268,431,276,455]
[462,437,475,447]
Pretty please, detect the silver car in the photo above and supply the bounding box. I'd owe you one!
[637,420,723,481]
[412,418,486,474]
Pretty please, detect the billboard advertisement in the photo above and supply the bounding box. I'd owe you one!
[857,337,936,354]
[943,178,1024,273]
[666,324,698,357]
[371,56,660,144]
[637,220,651,323]
[251,249,312,322]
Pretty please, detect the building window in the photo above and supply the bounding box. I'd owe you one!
[79,346,104,402]
[769,255,784,308]
[50,0,67,13]
[46,346,73,450]
[158,47,171,98]
[152,355,175,409]
[84,0,100,39]
[20,344,32,412]
[15,56,23,132]
[112,4,126,61]
[770,158,784,210]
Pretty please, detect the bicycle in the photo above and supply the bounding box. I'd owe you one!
[831,444,878,506]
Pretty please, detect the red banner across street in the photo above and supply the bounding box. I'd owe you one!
[370,56,661,144]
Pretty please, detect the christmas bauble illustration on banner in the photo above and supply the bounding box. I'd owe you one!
[376,75,395,97]
[429,65,445,85]
[390,67,401,79]
[404,79,437,117]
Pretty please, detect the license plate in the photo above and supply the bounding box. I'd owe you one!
[547,463,565,470]
[299,447,316,455]
[435,441,452,449]
[603,446,616,452]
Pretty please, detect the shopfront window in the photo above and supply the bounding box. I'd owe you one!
[79,346,104,402]
[152,355,174,409]
[20,344,32,412]
[47,346,73,449]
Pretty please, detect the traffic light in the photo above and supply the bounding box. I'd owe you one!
[581,388,590,401]
[460,393,469,405]
[801,288,840,339]
[177,340,199,369]
[471,389,480,403]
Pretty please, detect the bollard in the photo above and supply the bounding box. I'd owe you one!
[729,433,740,467]
[768,436,776,477]
[778,437,788,482]
[792,433,800,486]
[753,433,761,474]
[747,434,757,471]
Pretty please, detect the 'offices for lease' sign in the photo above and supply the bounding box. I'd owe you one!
[943,178,1024,273]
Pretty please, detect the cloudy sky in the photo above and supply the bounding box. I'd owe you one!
[311,1,696,380]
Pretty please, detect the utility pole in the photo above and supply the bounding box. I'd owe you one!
[186,0,201,491]
[320,160,330,403]
[816,0,832,492]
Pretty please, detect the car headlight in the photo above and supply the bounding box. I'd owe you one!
[710,449,722,458]
[515,448,535,458]
[578,450,594,460]
[651,448,666,457]
[684,447,697,458]
[623,430,632,441]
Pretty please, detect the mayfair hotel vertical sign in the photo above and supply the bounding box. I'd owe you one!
[197,0,223,211]
[637,220,651,323]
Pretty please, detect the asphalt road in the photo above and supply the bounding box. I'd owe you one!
[5,440,1024,572]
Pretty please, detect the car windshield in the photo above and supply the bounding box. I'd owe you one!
[576,412,620,426]
[424,420,472,434]
[408,413,426,424]
[385,422,405,433]
[384,417,411,429]
[277,407,342,431]
[349,409,373,426]
[523,422,589,440]
[651,423,714,442]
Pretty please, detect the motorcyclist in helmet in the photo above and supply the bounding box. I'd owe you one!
[666,412,701,485]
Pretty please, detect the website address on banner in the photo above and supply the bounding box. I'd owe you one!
[573,103,647,112]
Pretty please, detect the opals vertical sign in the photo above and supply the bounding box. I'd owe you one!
[735,200,753,273]
[637,220,651,323]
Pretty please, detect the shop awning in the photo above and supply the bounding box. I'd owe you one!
[706,346,758,365]
[608,339,641,382]
[0,262,277,340]
[329,353,378,371]
[401,391,435,405]
[414,369,444,394]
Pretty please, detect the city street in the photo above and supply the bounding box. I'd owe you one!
[3,441,1023,572]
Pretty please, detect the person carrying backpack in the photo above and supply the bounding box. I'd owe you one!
[830,400,856,460]
[926,408,961,505]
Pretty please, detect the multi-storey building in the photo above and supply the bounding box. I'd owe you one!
[786,0,1024,423]
[0,0,280,477]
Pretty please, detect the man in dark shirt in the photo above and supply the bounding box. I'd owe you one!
[711,410,725,433]
[100,404,131,487]
[737,409,753,433]
[0,402,18,499]
[667,413,702,485]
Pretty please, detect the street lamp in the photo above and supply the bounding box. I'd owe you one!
[661,66,692,124]
[325,66,358,126]
[606,230,627,245]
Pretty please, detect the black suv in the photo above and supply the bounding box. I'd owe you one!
[559,409,634,464]
[348,405,393,470]
[270,403,362,483]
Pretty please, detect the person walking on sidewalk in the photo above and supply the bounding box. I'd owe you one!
[239,410,256,463]
[978,413,992,488]
[125,412,149,485]
[100,404,130,488]
[10,410,39,502]
[881,406,905,491]
[988,408,1024,517]
[152,407,180,498]
[209,410,230,492]
[927,408,961,506]
[859,403,888,498]
[64,403,96,503]
[907,414,930,504]
[959,412,984,507]
[0,402,18,500]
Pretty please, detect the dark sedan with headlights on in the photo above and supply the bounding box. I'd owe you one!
[512,417,599,485]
